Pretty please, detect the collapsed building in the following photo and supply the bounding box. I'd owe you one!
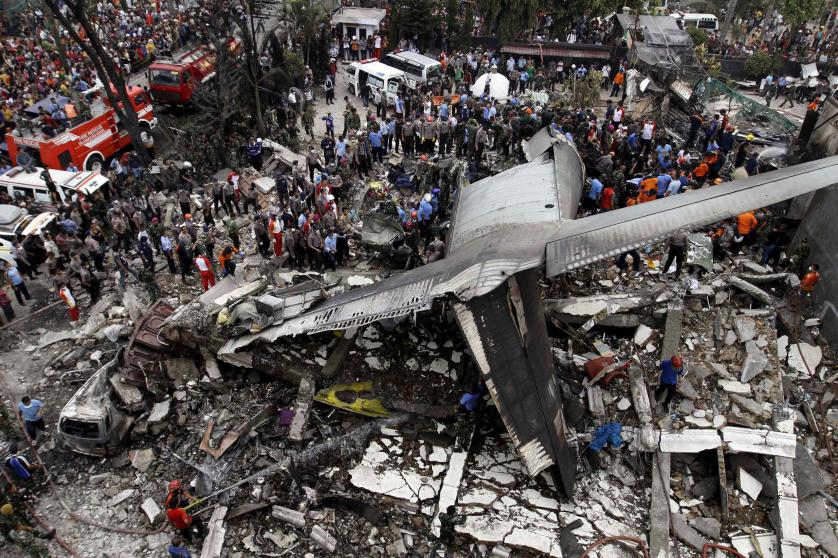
[10,131,838,557]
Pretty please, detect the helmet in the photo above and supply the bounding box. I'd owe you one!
[424,193,432,202]
[184,213,192,220]
[671,355,683,368]
[745,134,755,142]
[169,480,181,491]
[0,503,12,516]
[410,210,417,218]
[713,178,723,185]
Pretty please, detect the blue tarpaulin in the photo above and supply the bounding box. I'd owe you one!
[590,421,623,452]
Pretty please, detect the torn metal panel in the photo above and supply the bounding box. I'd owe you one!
[453,269,576,495]
[721,426,796,458]
[313,382,389,418]
[222,154,838,358]
[545,155,838,277]
[687,233,713,272]
[522,127,555,162]
[658,429,722,453]
[448,153,559,253]
[552,140,584,222]
[122,300,175,392]
[58,354,134,456]
[199,403,278,459]
[359,213,404,249]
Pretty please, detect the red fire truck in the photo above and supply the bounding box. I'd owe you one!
[147,40,239,106]
[4,85,157,173]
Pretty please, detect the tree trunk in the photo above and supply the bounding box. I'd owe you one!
[44,9,83,116]
[44,0,151,165]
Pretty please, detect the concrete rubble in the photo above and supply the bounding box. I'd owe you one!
[1,188,835,558]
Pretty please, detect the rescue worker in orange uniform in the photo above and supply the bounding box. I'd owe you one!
[800,263,820,295]
[638,176,658,203]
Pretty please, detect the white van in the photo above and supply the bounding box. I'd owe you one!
[381,50,443,89]
[0,166,110,205]
[671,12,719,31]
[0,204,57,243]
[344,60,406,107]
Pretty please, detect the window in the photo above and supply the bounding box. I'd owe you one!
[57,149,73,169]
[383,55,405,72]
[405,60,424,77]
[346,66,356,77]
[698,19,716,29]
[12,186,34,200]
[367,75,384,90]
[149,69,181,85]
[426,65,440,79]
[387,80,400,94]
[60,418,100,438]
[182,70,192,84]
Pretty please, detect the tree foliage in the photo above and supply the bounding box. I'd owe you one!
[389,0,440,49]
[686,26,709,46]
[782,0,825,25]
[478,0,538,40]
[745,51,781,79]
[280,0,329,68]
[548,0,642,35]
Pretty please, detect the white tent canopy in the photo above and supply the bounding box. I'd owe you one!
[470,72,510,100]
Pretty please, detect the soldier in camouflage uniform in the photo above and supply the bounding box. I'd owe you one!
[431,505,464,555]
[1,503,53,558]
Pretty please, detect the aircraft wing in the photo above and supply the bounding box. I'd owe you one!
[545,155,838,277]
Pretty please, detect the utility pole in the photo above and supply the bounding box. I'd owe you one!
[721,0,739,43]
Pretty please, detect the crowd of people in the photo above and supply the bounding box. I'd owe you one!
[0,1,212,134]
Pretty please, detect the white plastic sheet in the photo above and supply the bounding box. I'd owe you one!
[470,73,510,100]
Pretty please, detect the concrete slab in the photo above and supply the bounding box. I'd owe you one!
[649,452,671,558]
[671,512,708,551]
[288,376,315,442]
[738,467,764,500]
[200,505,228,558]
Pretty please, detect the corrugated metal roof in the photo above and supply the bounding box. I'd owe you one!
[545,155,838,277]
[501,43,610,59]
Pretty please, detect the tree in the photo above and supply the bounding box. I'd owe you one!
[549,0,643,35]
[389,0,440,50]
[745,51,781,79]
[43,0,151,165]
[280,0,329,67]
[782,0,825,25]
[478,0,538,41]
[686,26,709,47]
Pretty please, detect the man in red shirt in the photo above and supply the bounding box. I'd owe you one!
[600,184,615,211]
[166,494,203,542]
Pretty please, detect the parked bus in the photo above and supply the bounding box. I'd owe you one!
[380,50,442,89]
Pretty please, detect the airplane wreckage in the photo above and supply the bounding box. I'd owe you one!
[67,129,838,498]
